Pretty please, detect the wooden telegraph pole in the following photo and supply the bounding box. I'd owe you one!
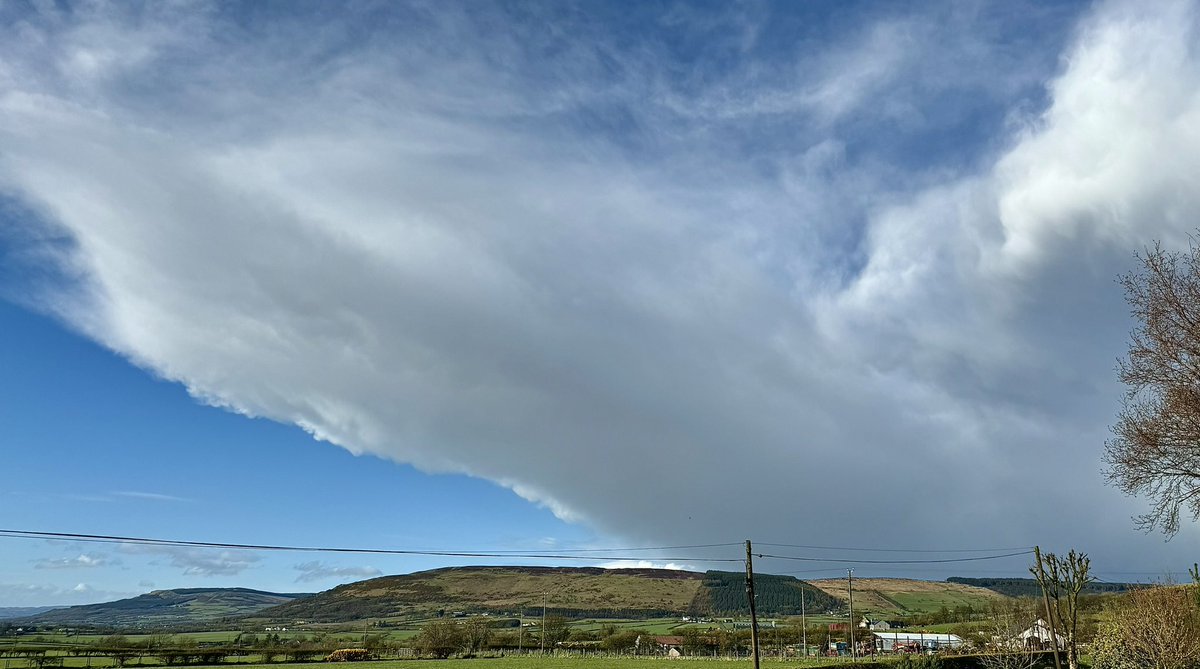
[848,569,856,661]
[1034,547,1063,669]
[800,586,807,657]
[745,540,761,669]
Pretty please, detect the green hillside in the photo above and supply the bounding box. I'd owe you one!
[27,588,310,628]
[256,566,844,624]
[257,566,708,623]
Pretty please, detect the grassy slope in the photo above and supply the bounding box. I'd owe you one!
[807,578,1005,616]
[259,567,707,623]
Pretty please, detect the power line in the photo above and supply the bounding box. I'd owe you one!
[753,549,1035,565]
[0,529,744,563]
[757,542,1034,554]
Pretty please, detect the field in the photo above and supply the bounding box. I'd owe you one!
[0,655,877,669]
[805,579,1003,617]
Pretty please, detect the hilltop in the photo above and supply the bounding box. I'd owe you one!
[26,588,310,628]
[256,566,842,623]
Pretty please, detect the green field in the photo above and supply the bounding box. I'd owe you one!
[0,656,877,669]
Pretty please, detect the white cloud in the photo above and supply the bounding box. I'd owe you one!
[33,553,114,570]
[293,562,382,584]
[118,545,261,577]
[0,0,1198,576]
[596,560,693,571]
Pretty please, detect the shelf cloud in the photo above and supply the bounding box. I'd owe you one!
[2,0,1199,574]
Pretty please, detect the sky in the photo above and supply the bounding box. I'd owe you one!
[3,0,1200,608]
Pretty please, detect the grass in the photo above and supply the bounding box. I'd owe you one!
[0,657,882,669]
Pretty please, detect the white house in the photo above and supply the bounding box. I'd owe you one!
[1017,619,1066,650]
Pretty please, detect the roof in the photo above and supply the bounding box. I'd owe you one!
[871,632,964,643]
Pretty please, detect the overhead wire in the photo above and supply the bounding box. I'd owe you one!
[0,529,1042,571]
[753,549,1035,565]
[756,542,1034,554]
[0,529,743,563]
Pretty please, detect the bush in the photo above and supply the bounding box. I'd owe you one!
[324,649,373,662]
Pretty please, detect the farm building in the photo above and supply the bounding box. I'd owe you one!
[1017,619,1065,650]
[859,617,903,631]
[870,632,965,653]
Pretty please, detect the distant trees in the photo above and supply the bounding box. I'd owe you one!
[1107,242,1200,535]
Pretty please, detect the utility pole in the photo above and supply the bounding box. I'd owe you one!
[848,569,856,661]
[801,586,807,658]
[541,592,547,655]
[745,540,761,669]
[1034,547,1063,669]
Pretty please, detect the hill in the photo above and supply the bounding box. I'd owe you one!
[0,607,59,620]
[947,577,1136,598]
[257,566,843,623]
[691,571,841,616]
[807,577,1005,616]
[27,588,310,628]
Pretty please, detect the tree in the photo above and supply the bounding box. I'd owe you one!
[1099,584,1200,669]
[600,630,640,654]
[461,617,492,655]
[414,619,464,659]
[976,603,1038,669]
[1107,242,1200,535]
[539,616,570,648]
[1030,550,1092,669]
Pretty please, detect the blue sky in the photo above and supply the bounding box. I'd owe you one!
[3,0,1200,607]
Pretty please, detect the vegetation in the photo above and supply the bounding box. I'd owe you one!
[1092,583,1200,669]
[257,567,709,623]
[1107,241,1200,535]
[690,572,840,616]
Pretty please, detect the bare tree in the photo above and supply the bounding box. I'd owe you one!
[977,604,1038,669]
[1030,550,1091,669]
[1105,584,1200,669]
[1107,242,1200,535]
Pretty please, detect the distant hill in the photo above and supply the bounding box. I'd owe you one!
[257,566,843,623]
[947,577,1136,598]
[807,577,1006,616]
[0,607,60,620]
[26,588,310,628]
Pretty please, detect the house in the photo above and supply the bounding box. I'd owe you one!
[1017,619,1066,650]
[858,617,900,631]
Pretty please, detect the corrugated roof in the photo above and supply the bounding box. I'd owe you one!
[870,632,963,643]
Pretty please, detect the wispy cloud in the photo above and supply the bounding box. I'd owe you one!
[33,553,115,570]
[293,561,382,584]
[597,560,693,571]
[119,544,260,577]
[111,491,191,502]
